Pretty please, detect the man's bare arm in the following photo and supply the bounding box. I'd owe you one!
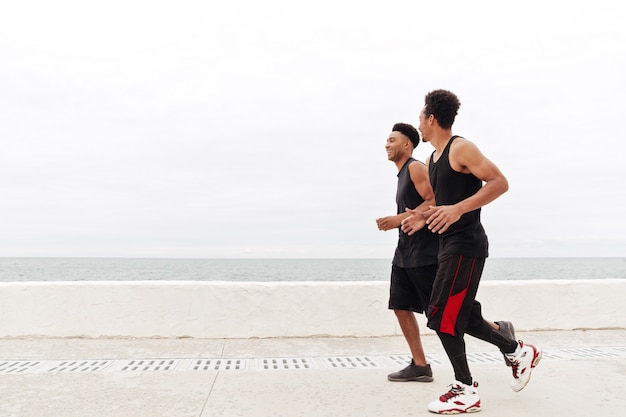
[425,139,508,234]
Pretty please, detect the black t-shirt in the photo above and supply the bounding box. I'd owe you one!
[428,136,489,257]
[393,158,439,267]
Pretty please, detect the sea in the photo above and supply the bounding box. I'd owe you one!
[0,257,625,282]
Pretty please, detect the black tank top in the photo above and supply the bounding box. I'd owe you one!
[393,158,439,267]
[428,136,489,257]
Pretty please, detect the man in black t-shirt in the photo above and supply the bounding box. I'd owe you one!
[376,122,438,383]
[402,90,542,414]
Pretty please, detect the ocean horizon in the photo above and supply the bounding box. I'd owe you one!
[0,257,625,282]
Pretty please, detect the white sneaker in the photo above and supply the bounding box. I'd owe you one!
[506,341,542,392]
[427,381,481,414]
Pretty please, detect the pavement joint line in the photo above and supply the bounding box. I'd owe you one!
[1,346,625,375]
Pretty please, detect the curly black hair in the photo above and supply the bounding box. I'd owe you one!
[392,122,420,148]
[424,89,461,129]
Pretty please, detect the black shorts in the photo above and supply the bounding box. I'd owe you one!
[427,253,485,336]
[388,264,437,314]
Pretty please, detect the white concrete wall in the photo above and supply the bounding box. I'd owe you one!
[1,279,624,338]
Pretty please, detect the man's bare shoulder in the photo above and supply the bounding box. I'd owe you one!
[450,136,472,148]
[449,136,483,156]
[448,137,485,172]
[408,158,429,181]
[408,158,427,168]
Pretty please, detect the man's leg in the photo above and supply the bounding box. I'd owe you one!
[388,309,433,382]
[387,265,434,382]
[465,302,518,353]
[437,330,472,385]
[395,309,427,366]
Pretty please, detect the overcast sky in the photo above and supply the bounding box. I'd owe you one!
[1,0,624,258]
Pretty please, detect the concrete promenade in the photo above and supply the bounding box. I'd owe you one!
[2,279,625,415]
[2,329,625,417]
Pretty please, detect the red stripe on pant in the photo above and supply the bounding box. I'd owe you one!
[440,256,475,336]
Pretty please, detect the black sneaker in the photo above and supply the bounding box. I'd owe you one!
[497,321,516,367]
[387,360,433,382]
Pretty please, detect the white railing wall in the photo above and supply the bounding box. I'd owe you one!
[1,279,624,338]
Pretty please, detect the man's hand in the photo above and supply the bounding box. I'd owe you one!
[399,208,426,235]
[376,216,401,231]
[424,205,463,234]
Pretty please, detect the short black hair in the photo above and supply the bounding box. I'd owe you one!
[392,122,420,148]
[424,89,461,129]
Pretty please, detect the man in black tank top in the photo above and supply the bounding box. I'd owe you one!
[376,123,438,383]
[401,90,542,414]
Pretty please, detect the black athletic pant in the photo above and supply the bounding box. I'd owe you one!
[437,302,518,386]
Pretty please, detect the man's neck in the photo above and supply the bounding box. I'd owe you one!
[394,155,411,172]
[430,129,454,153]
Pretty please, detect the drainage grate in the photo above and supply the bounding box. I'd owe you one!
[116,359,181,372]
[189,359,247,371]
[540,350,569,361]
[466,351,503,364]
[384,354,447,367]
[257,358,314,370]
[386,354,412,367]
[323,356,382,369]
[46,360,113,373]
[0,361,43,374]
[559,347,623,360]
[2,346,625,375]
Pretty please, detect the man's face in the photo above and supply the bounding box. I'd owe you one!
[385,131,410,162]
[418,107,430,142]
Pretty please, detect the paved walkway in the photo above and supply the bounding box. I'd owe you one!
[1,329,625,417]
